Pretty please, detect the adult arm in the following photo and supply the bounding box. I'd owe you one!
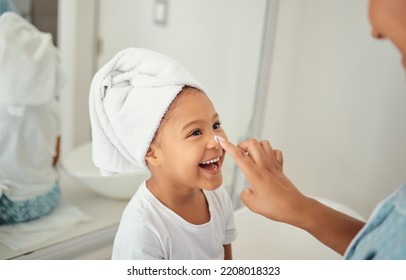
[218,137,365,255]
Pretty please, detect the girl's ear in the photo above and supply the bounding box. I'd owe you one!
[145,143,161,167]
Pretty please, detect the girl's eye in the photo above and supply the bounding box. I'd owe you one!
[189,129,202,137]
[213,121,221,130]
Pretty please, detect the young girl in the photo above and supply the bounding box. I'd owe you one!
[0,12,62,224]
[89,48,236,259]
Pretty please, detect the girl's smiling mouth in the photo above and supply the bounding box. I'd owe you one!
[199,156,221,172]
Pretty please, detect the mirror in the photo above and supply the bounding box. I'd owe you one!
[9,0,58,45]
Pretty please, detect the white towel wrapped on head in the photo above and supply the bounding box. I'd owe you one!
[89,47,205,175]
[0,12,64,116]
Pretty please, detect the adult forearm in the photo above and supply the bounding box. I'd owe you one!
[296,197,365,256]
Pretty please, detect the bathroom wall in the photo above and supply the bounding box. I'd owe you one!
[262,0,406,217]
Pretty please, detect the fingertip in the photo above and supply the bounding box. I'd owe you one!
[219,137,254,173]
[216,135,228,149]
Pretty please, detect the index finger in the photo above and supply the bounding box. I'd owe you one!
[216,136,249,161]
[238,139,276,169]
[216,136,260,181]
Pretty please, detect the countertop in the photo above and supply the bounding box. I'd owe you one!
[0,173,129,259]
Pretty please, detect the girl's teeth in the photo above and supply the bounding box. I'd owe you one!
[201,157,219,165]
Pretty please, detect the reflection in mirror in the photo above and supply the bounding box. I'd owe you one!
[0,13,62,225]
[0,8,91,259]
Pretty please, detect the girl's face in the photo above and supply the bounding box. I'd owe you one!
[149,87,227,191]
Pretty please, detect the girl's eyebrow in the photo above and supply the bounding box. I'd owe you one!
[181,113,219,132]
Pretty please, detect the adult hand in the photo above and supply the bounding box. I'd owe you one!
[217,137,306,225]
[217,137,365,255]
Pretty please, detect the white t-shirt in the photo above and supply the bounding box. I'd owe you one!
[112,181,237,260]
[0,100,60,201]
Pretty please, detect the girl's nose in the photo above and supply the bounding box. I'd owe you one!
[208,134,221,149]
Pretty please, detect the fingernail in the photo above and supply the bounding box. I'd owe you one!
[214,135,224,143]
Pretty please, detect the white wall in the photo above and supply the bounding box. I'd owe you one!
[57,0,96,156]
[262,0,406,217]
